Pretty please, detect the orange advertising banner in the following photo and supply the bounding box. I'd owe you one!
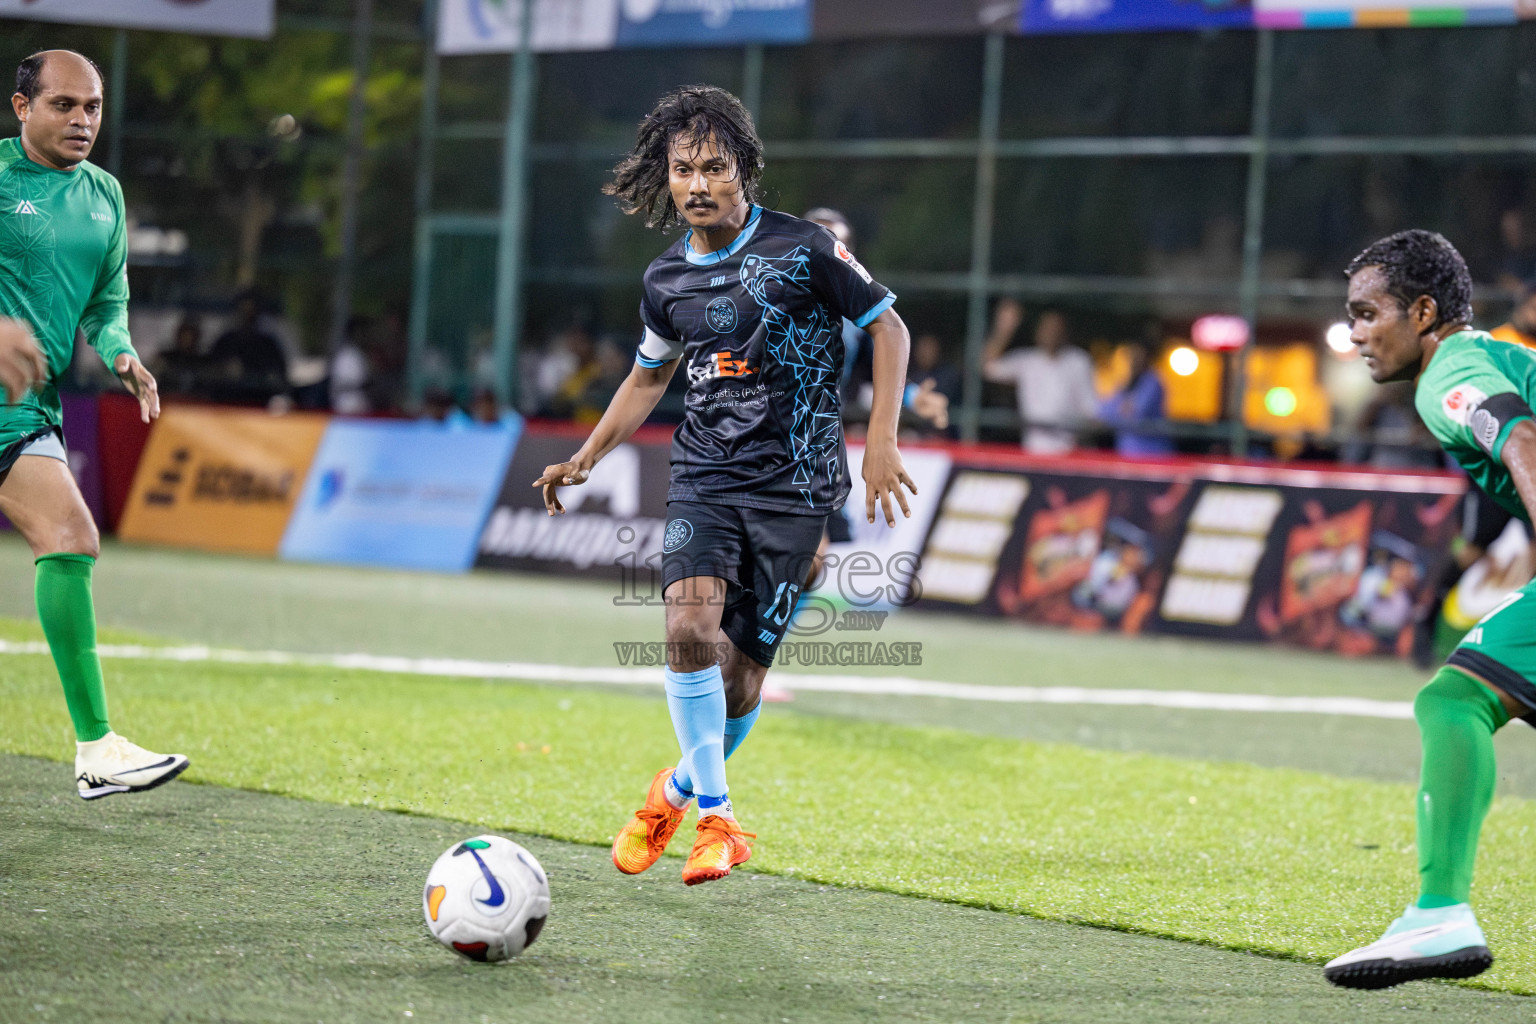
[118,407,329,555]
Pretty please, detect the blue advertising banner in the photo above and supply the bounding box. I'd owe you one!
[1021,0,1252,32]
[280,418,522,573]
[616,0,812,47]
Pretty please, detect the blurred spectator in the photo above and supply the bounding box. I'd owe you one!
[207,291,288,402]
[330,314,373,415]
[1346,382,1439,469]
[1097,340,1172,457]
[151,315,208,397]
[470,387,520,426]
[420,386,469,425]
[367,309,408,415]
[1490,282,1536,350]
[982,300,1097,454]
[542,324,599,418]
[909,334,961,407]
[574,338,631,424]
[1497,208,1536,294]
[906,334,958,436]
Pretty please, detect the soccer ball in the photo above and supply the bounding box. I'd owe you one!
[422,835,550,962]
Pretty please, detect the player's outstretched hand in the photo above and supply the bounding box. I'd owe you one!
[911,378,949,430]
[113,353,160,424]
[862,438,916,527]
[533,459,592,516]
[0,317,47,403]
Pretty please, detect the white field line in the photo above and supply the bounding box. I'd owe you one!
[0,639,1417,721]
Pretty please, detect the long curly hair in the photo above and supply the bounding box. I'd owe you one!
[604,85,763,231]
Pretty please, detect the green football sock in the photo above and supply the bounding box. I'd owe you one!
[35,554,111,743]
[1413,667,1509,908]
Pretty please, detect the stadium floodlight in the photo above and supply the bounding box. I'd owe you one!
[1168,346,1200,377]
[1325,322,1355,356]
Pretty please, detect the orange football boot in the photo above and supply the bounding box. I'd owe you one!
[612,768,687,875]
[681,813,756,885]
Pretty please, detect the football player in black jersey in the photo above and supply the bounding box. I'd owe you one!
[535,85,918,885]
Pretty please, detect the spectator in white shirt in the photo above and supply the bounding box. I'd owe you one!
[982,300,1098,454]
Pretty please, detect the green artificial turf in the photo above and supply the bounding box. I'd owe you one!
[0,534,1430,699]
[5,617,1536,996]
[21,534,1536,802]
[6,753,1529,1024]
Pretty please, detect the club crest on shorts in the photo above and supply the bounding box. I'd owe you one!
[705,296,738,334]
[663,518,694,552]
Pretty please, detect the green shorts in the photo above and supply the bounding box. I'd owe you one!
[1447,576,1536,714]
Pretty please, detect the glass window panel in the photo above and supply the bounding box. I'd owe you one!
[758,38,985,140]
[534,49,745,144]
[991,157,1250,282]
[1261,155,1525,293]
[437,54,510,125]
[526,157,683,271]
[1270,27,1536,138]
[762,159,975,272]
[884,292,968,352]
[422,231,498,393]
[1000,33,1255,139]
[431,141,502,212]
[524,156,975,275]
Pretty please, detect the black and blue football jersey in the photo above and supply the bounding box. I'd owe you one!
[635,205,895,514]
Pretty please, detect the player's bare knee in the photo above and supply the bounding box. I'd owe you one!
[72,524,100,560]
[56,513,99,559]
[665,617,719,672]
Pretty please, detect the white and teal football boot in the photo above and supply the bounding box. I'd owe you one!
[1324,903,1492,989]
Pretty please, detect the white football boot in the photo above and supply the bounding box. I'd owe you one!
[1324,903,1492,989]
[75,732,190,800]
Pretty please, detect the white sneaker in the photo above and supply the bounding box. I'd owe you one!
[1324,903,1492,989]
[75,732,190,800]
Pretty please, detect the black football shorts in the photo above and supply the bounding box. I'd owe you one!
[660,499,828,667]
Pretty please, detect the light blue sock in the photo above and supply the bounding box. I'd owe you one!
[664,665,727,806]
[670,698,761,801]
[723,701,762,761]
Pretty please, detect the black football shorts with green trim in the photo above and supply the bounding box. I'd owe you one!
[660,499,827,667]
[1447,576,1536,715]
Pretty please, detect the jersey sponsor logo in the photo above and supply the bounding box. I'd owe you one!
[1441,384,1487,425]
[833,240,873,284]
[705,295,738,333]
[709,275,729,289]
[12,200,37,215]
[686,350,755,384]
[91,211,112,222]
[663,518,694,552]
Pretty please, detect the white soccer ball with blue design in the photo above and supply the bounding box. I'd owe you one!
[422,835,550,962]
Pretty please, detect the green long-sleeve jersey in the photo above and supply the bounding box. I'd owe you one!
[1414,329,1536,522]
[0,135,137,449]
